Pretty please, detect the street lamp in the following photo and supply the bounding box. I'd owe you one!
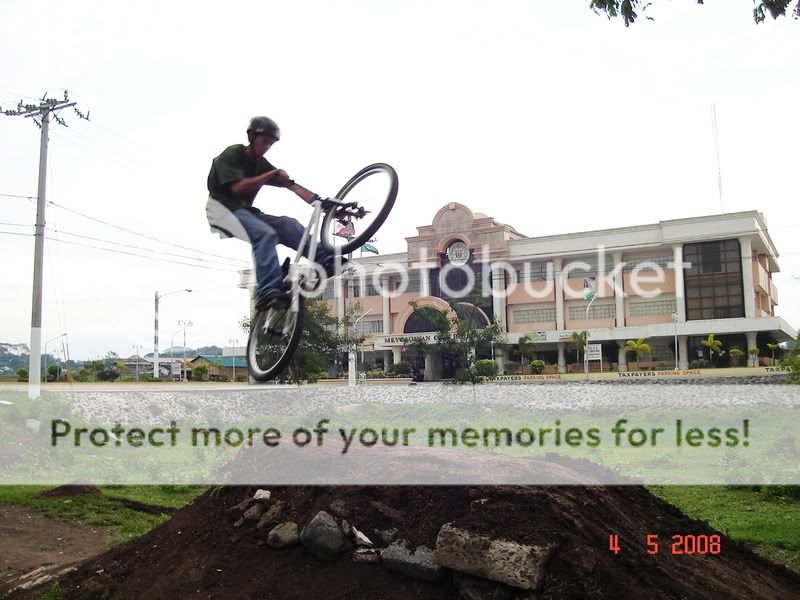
[228,338,239,382]
[349,308,374,387]
[43,333,67,383]
[153,288,192,379]
[671,312,680,371]
[178,319,193,382]
[583,288,597,381]
[132,344,143,381]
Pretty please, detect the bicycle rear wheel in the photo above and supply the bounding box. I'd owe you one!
[246,296,305,382]
[319,163,398,256]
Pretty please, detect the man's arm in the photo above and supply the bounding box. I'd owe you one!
[287,181,320,204]
[228,170,283,196]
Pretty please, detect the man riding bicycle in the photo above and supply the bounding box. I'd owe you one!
[206,116,344,311]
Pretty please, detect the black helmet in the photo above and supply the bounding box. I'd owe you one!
[247,116,280,141]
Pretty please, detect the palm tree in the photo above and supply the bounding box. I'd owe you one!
[702,334,723,365]
[748,348,760,367]
[572,331,587,365]
[518,335,537,372]
[767,343,779,365]
[729,347,745,367]
[624,338,652,370]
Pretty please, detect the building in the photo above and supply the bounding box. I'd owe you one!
[191,355,248,381]
[240,204,796,380]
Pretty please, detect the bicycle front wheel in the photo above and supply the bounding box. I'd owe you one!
[319,163,398,256]
[246,296,305,382]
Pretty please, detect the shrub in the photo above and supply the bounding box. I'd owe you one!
[784,349,800,385]
[16,368,28,382]
[74,368,90,382]
[529,359,545,375]
[139,372,154,382]
[96,368,120,382]
[504,363,521,375]
[193,364,209,382]
[689,359,710,369]
[475,359,498,378]
[394,361,412,376]
[366,369,385,379]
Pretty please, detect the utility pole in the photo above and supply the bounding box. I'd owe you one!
[1,91,89,400]
[154,288,191,379]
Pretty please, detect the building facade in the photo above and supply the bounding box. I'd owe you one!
[241,204,796,380]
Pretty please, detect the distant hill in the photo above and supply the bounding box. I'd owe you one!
[0,343,30,370]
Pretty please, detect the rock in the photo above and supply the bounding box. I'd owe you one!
[243,502,266,522]
[352,525,374,547]
[373,527,399,545]
[253,489,271,502]
[353,548,381,563]
[228,498,256,520]
[233,517,245,528]
[382,540,444,582]
[341,519,353,536]
[454,573,514,600]
[329,499,350,518]
[228,533,242,544]
[434,524,556,591]
[300,511,347,560]
[256,501,285,530]
[267,522,300,549]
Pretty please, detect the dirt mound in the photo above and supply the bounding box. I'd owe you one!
[13,451,800,599]
[37,484,102,498]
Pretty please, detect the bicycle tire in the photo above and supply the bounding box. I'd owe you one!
[319,163,398,256]
[246,295,305,382]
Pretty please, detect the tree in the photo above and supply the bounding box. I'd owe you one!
[16,368,28,382]
[590,0,799,27]
[572,331,588,364]
[702,334,723,365]
[240,298,362,384]
[104,351,119,369]
[47,364,60,382]
[729,347,745,367]
[518,335,538,371]
[193,364,209,382]
[767,342,780,365]
[87,360,105,382]
[748,348,760,367]
[624,338,652,363]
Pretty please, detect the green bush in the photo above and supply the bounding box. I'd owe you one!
[366,369,385,379]
[784,349,800,384]
[689,359,710,369]
[475,359,498,378]
[73,368,90,382]
[193,364,209,382]
[504,363,521,375]
[394,361,412,375]
[96,368,120,382]
[16,368,28,382]
[529,359,545,374]
[139,372,154,382]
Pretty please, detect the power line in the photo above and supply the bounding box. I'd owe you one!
[47,227,251,268]
[47,200,251,266]
[44,234,240,272]
[0,222,32,227]
[0,192,37,201]
[0,230,34,237]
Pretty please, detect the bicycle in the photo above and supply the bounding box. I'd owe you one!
[246,163,398,381]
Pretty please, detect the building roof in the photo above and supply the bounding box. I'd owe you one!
[192,355,247,368]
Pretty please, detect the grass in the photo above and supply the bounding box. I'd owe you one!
[0,485,206,542]
[651,485,800,574]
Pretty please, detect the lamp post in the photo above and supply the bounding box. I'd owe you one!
[349,308,374,386]
[178,320,193,382]
[154,288,192,379]
[583,287,597,382]
[43,333,67,383]
[671,311,680,371]
[228,338,239,382]
[132,344,142,381]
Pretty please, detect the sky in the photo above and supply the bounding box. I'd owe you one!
[1,0,798,360]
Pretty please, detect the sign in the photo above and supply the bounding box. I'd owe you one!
[446,241,469,266]
[586,344,602,361]
[376,333,436,347]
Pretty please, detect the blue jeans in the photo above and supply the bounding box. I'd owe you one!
[232,207,334,303]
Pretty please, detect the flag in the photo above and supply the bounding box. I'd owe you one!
[362,243,379,254]
[335,221,355,239]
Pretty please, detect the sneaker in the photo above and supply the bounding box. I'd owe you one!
[254,287,290,313]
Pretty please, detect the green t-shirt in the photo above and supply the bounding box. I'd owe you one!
[207,144,276,211]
